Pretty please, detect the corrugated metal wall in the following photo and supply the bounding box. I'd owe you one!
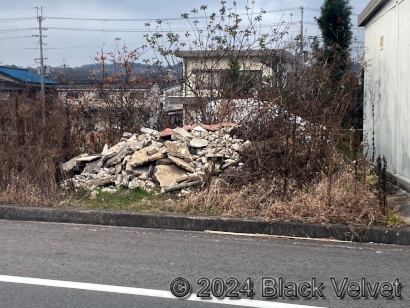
[363,0,410,186]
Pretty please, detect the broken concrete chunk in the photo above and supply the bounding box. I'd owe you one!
[105,145,130,166]
[114,163,122,175]
[141,127,160,138]
[163,180,201,193]
[138,173,149,181]
[154,165,188,187]
[62,153,88,172]
[127,140,145,152]
[86,177,113,187]
[193,125,206,132]
[122,132,133,139]
[76,155,101,163]
[156,158,174,165]
[172,127,193,142]
[101,144,109,156]
[129,148,166,167]
[165,141,192,162]
[175,173,202,183]
[125,163,150,176]
[103,142,126,159]
[83,158,104,174]
[128,178,142,189]
[190,138,208,148]
[146,145,159,156]
[168,155,195,173]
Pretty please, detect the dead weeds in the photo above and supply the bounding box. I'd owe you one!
[180,170,390,227]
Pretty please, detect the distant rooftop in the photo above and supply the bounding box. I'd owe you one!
[175,49,295,60]
[0,66,56,85]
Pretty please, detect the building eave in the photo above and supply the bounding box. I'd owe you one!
[358,0,389,27]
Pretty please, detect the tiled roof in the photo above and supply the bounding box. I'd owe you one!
[0,66,55,85]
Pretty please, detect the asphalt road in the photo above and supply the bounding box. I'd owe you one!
[0,220,409,308]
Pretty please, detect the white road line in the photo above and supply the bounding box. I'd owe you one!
[0,275,325,308]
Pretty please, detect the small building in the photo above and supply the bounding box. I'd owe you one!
[359,0,410,191]
[0,66,55,99]
[56,81,161,130]
[167,49,295,124]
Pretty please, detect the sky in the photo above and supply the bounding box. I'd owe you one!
[0,0,368,69]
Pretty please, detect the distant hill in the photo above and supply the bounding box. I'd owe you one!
[22,63,182,82]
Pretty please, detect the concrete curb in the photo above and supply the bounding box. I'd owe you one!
[0,204,409,245]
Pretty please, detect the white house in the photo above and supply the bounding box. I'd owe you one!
[359,0,410,191]
[167,49,295,124]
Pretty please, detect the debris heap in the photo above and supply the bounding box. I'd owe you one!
[61,123,247,193]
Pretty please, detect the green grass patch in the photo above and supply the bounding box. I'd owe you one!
[382,211,406,227]
[68,186,157,211]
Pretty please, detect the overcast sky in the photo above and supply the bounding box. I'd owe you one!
[0,0,368,69]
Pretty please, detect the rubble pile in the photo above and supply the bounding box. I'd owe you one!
[61,123,248,193]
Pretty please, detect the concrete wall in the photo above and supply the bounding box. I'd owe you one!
[363,0,410,188]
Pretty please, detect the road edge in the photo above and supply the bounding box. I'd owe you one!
[0,204,409,245]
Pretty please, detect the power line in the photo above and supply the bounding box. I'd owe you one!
[0,36,28,40]
[43,7,301,22]
[304,7,359,16]
[0,17,36,22]
[0,28,35,33]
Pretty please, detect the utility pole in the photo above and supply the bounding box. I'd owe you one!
[36,7,46,125]
[300,6,304,61]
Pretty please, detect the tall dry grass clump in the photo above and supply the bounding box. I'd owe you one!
[182,170,383,226]
[0,91,66,205]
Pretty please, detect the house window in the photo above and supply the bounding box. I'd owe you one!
[66,91,79,99]
[194,70,220,89]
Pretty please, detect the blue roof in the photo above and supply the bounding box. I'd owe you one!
[0,66,55,85]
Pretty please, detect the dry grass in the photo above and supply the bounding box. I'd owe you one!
[180,170,386,226]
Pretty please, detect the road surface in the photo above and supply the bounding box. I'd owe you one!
[0,220,408,307]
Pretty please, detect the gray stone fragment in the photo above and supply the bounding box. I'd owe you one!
[86,177,113,187]
[103,142,127,159]
[106,145,130,166]
[172,127,193,142]
[127,140,145,152]
[76,155,101,163]
[145,181,156,189]
[168,155,195,173]
[141,127,160,138]
[165,141,191,162]
[190,138,208,148]
[138,173,149,181]
[83,158,104,174]
[62,154,87,172]
[128,178,141,189]
[146,146,159,155]
[156,158,174,165]
[122,132,133,139]
[101,144,109,156]
[154,164,187,187]
[129,148,166,167]
[125,163,150,176]
[115,163,122,175]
